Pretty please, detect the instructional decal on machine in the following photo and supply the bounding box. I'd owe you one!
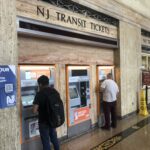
[29,120,39,138]
[0,65,16,108]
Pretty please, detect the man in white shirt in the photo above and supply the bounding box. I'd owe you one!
[101,73,119,130]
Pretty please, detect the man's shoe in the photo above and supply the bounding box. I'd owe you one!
[101,126,110,130]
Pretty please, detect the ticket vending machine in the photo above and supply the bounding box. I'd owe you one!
[97,66,114,127]
[19,65,55,148]
[67,66,91,137]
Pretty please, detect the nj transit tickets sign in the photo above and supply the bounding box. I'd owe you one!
[0,65,16,108]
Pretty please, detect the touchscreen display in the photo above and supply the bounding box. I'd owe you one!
[69,87,79,99]
[22,95,35,106]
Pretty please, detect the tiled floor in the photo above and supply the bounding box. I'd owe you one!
[110,124,150,150]
[61,114,149,150]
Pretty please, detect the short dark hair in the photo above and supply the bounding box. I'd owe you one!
[37,75,49,86]
[107,73,112,78]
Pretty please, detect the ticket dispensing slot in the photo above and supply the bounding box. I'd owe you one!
[20,65,55,142]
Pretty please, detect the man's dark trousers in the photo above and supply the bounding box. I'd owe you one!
[39,123,60,150]
[103,101,117,128]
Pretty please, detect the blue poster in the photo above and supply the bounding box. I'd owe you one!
[0,65,16,108]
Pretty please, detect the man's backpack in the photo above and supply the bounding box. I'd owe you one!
[44,87,65,128]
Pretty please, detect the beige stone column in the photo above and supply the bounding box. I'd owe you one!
[55,64,67,138]
[117,21,141,117]
[89,65,98,125]
[0,0,21,150]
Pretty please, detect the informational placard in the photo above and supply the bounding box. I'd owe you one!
[74,107,90,125]
[29,120,39,138]
[0,65,16,109]
[142,71,150,86]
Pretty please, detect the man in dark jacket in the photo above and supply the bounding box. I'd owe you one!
[33,75,60,150]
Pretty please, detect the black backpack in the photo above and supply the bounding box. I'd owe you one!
[44,87,65,128]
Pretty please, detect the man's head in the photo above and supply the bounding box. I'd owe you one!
[107,73,113,79]
[37,75,49,90]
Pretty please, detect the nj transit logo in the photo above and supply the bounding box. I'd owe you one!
[6,95,15,106]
